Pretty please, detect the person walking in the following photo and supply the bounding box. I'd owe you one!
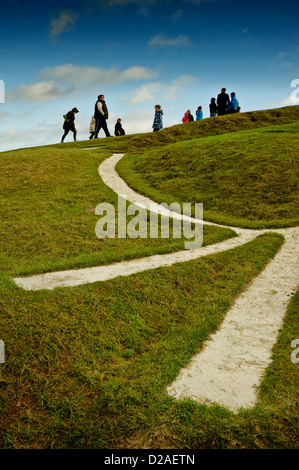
[89,115,96,139]
[152,104,163,132]
[94,94,110,138]
[196,106,203,120]
[209,98,218,117]
[227,92,238,113]
[217,88,230,115]
[115,118,125,136]
[61,107,79,143]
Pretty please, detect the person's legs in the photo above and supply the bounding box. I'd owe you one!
[94,118,101,138]
[61,129,69,142]
[102,120,111,137]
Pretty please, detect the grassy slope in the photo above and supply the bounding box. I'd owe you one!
[70,104,299,153]
[0,106,298,449]
[117,120,299,229]
[2,232,298,449]
[0,147,234,277]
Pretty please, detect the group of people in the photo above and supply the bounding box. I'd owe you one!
[211,88,240,116]
[61,88,240,142]
[61,94,125,143]
[182,106,203,123]
[180,88,240,124]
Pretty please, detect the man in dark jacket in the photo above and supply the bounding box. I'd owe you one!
[94,94,111,138]
[217,88,230,116]
[61,107,79,143]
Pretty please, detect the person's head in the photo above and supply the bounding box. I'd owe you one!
[98,94,104,100]
[211,97,216,103]
[72,107,79,113]
[117,118,122,122]
[187,109,191,113]
[155,104,161,110]
[197,106,202,110]
[231,92,235,97]
[221,88,226,93]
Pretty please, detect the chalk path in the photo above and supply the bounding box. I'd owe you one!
[13,153,299,412]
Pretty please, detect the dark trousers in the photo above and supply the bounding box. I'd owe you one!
[61,128,77,142]
[95,118,110,137]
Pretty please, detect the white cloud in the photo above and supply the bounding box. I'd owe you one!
[38,64,158,87]
[7,81,73,103]
[119,66,158,81]
[148,34,191,48]
[49,10,79,37]
[126,74,198,104]
[127,82,161,104]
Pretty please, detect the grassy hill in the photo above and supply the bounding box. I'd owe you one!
[117,120,299,228]
[0,105,298,449]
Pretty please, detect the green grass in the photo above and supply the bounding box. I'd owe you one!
[0,146,233,277]
[2,233,298,449]
[0,105,298,449]
[69,104,299,153]
[117,121,299,229]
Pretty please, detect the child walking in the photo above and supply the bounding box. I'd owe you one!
[89,115,96,139]
[152,104,163,132]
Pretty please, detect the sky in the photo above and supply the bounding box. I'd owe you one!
[0,0,298,152]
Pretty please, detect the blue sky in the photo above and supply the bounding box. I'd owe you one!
[0,0,298,151]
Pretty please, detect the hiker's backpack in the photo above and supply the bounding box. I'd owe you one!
[63,113,71,122]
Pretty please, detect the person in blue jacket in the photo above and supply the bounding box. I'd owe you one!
[153,104,163,132]
[227,92,238,113]
[196,106,203,120]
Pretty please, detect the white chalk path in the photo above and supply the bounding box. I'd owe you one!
[13,231,255,291]
[13,153,299,413]
[167,227,298,412]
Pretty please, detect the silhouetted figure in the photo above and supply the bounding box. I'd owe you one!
[94,94,110,138]
[217,88,230,115]
[61,107,79,143]
[188,109,194,121]
[209,98,218,117]
[115,118,125,136]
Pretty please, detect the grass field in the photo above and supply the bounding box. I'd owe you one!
[0,105,298,449]
[117,121,299,229]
